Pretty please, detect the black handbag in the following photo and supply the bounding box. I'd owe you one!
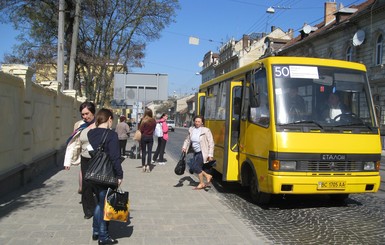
[103,188,130,222]
[85,129,118,188]
[174,152,186,175]
[202,159,216,173]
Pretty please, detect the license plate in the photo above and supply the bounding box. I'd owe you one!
[317,181,346,190]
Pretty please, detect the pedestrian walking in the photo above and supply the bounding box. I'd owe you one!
[64,101,97,219]
[182,115,214,190]
[152,113,169,165]
[87,108,123,245]
[138,108,156,173]
[115,115,130,158]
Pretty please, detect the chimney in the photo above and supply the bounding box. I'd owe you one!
[288,28,294,38]
[242,34,250,49]
[324,2,337,25]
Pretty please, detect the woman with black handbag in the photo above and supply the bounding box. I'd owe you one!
[182,115,214,190]
[87,109,123,245]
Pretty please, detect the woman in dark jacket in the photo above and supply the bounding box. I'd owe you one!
[87,108,123,245]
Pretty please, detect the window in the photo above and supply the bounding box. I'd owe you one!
[376,34,383,65]
[204,82,228,120]
[249,68,270,126]
[346,46,353,61]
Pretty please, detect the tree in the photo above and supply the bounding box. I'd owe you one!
[0,0,180,106]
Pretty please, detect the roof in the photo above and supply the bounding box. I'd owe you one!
[280,0,377,52]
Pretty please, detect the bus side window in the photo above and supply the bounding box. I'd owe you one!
[249,68,270,126]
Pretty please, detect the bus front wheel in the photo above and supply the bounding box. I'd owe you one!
[250,173,271,205]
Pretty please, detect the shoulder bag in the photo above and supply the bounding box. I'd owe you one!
[133,129,141,141]
[85,129,118,188]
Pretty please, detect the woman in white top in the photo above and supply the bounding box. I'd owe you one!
[64,101,96,219]
[182,115,214,190]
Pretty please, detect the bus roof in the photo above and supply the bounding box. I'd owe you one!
[199,56,367,90]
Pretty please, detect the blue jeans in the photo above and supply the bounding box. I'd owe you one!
[93,187,109,241]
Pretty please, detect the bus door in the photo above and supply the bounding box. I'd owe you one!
[223,81,243,181]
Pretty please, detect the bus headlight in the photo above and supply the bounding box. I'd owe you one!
[363,162,376,171]
[280,161,297,171]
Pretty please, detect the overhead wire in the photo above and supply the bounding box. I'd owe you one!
[244,0,366,42]
[137,0,367,73]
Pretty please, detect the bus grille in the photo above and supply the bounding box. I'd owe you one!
[297,161,363,171]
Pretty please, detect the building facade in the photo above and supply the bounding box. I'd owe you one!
[276,0,385,134]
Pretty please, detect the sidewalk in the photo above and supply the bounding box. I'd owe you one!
[0,138,268,245]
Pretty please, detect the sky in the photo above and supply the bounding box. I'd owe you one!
[0,0,366,97]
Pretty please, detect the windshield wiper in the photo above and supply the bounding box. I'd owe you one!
[278,120,324,129]
[334,122,374,131]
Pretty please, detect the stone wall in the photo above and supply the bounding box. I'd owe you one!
[0,64,82,196]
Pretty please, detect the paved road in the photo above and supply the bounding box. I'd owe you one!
[0,136,267,245]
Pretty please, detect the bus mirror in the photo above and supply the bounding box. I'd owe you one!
[314,75,333,86]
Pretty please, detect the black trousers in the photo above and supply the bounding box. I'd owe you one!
[153,137,167,162]
[81,156,96,216]
[119,139,127,156]
[140,135,154,166]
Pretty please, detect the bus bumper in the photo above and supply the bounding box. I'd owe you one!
[267,174,381,194]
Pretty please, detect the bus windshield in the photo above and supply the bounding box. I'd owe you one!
[272,65,376,128]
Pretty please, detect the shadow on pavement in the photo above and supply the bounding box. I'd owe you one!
[0,165,64,218]
[109,218,133,239]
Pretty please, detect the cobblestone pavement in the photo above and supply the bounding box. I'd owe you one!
[168,128,385,245]
[210,181,385,245]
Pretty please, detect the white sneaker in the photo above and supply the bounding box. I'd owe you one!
[151,160,155,164]
[158,162,165,165]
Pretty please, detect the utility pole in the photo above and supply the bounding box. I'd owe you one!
[57,0,65,91]
[68,0,81,90]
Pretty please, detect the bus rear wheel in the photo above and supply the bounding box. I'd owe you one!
[250,173,271,205]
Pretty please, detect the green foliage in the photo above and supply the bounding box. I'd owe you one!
[0,0,180,106]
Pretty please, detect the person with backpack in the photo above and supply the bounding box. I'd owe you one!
[152,113,169,165]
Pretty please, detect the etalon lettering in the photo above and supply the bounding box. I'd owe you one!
[321,154,346,161]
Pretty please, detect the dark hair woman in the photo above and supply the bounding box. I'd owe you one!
[64,101,96,219]
[87,108,123,245]
[182,115,214,190]
[139,107,156,172]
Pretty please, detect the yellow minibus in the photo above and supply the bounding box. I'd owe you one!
[197,56,381,204]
